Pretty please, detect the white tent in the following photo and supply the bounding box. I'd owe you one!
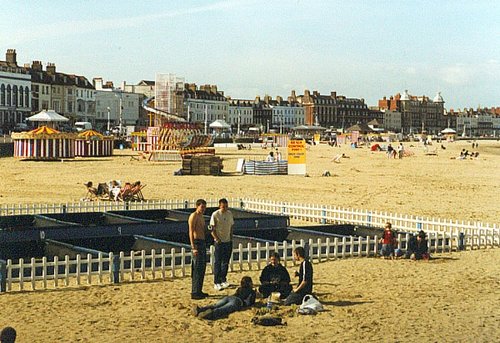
[441,128,456,134]
[209,119,231,129]
[27,110,69,122]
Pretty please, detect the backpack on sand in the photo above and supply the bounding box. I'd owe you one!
[251,315,286,326]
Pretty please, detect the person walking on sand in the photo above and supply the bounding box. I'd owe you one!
[189,199,209,300]
[210,198,234,291]
[380,222,396,259]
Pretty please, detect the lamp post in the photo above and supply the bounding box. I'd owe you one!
[106,106,110,133]
[204,104,208,135]
[237,107,241,137]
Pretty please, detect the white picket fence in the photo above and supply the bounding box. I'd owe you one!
[2,231,476,292]
[1,198,499,292]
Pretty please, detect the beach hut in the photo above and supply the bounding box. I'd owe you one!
[12,125,75,160]
[74,130,114,157]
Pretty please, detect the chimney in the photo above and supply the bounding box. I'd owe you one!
[93,77,103,90]
[210,85,217,94]
[304,89,310,97]
[276,95,283,103]
[6,49,17,65]
[121,81,126,90]
[255,96,261,103]
[46,63,56,74]
[330,91,337,98]
[313,91,319,97]
[290,90,296,100]
[31,61,43,71]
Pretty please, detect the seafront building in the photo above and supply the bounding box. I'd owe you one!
[93,78,141,132]
[28,61,95,124]
[227,98,254,133]
[0,49,31,131]
[448,107,500,137]
[180,83,228,126]
[293,89,370,130]
[378,90,445,135]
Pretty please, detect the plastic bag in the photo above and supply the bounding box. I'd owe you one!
[298,294,323,314]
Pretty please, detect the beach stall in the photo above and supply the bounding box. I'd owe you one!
[12,126,75,160]
[74,130,114,157]
[441,128,456,142]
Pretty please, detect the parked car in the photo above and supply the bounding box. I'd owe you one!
[12,123,29,132]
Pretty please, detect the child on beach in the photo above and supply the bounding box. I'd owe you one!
[380,222,396,259]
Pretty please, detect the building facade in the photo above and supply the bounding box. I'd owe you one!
[294,89,369,129]
[94,78,141,131]
[0,49,31,131]
[228,99,254,133]
[28,60,95,124]
[451,108,500,137]
[180,84,228,128]
[378,90,445,134]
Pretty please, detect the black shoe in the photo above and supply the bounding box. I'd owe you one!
[191,293,207,300]
[200,292,209,297]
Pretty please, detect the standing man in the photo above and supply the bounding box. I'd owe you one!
[189,199,209,300]
[210,198,235,291]
[284,246,313,305]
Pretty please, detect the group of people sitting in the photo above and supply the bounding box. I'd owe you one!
[457,149,479,160]
[83,180,145,202]
[192,247,314,320]
[380,222,430,260]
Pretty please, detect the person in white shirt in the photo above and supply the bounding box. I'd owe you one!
[210,198,235,291]
[266,151,275,162]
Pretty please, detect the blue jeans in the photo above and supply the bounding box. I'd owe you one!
[191,239,206,295]
[199,295,243,320]
[214,241,232,284]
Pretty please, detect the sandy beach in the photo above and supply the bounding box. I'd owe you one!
[0,139,499,342]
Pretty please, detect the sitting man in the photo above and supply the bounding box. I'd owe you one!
[284,246,313,306]
[259,252,292,299]
[405,230,430,260]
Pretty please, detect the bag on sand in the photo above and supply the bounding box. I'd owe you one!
[251,315,286,326]
[297,294,323,315]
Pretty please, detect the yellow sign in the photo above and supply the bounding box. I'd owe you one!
[288,139,306,164]
[313,133,321,143]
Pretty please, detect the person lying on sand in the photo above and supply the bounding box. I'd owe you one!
[192,276,256,320]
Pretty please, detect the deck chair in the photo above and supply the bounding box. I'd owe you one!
[123,182,146,202]
[82,182,98,201]
[96,183,111,200]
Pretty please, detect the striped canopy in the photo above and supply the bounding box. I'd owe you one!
[28,126,60,135]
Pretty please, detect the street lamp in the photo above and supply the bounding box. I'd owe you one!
[237,107,241,137]
[106,106,111,133]
[204,104,208,135]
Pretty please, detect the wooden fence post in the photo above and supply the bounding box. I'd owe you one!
[111,253,120,284]
[0,260,6,293]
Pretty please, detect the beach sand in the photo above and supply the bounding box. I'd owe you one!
[0,139,499,342]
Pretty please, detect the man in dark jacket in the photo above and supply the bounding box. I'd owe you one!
[259,252,292,299]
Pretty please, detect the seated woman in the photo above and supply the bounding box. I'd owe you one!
[259,252,292,299]
[192,276,256,320]
[405,230,430,260]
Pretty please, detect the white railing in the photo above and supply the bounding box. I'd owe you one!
[2,231,476,292]
[238,198,500,242]
[1,198,499,292]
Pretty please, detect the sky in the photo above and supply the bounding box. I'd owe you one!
[1,0,498,110]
